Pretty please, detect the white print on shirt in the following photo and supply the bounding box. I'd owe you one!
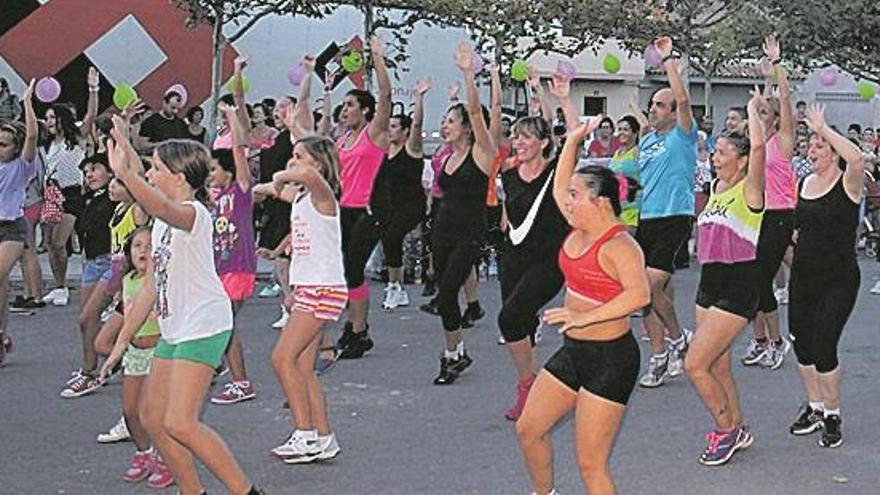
[152,226,173,318]
[212,190,239,262]
[291,212,311,257]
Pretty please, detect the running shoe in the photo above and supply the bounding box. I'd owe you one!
[760,337,791,370]
[97,416,131,443]
[433,356,459,385]
[639,354,669,388]
[497,335,506,345]
[382,283,401,310]
[735,424,754,450]
[210,381,256,405]
[419,298,439,315]
[741,339,768,366]
[698,428,742,466]
[396,286,410,307]
[870,280,880,295]
[122,450,151,483]
[42,287,69,306]
[60,371,103,398]
[505,376,535,421]
[336,322,356,350]
[258,283,282,298]
[818,414,843,448]
[421,278,437,297]
[275,432,323,464]
[461,304,485,328]
[272,305,289,329]
[790,403,824,435]
[667,328,692,377]
[338,330,374,360]
[146,452,175,489]
[450,350,473,375]
[315,347,339,376]
[316,433,341,460]
[12,296,45,309]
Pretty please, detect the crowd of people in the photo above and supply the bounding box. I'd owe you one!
[0,33,873,494]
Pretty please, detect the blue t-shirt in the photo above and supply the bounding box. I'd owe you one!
[0,155,37,221]
[638,122,698,219]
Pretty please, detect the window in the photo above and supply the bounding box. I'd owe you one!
[583,96,606,116]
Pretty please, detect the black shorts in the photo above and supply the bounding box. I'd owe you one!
[544,332,640,406]
[635,215,692,273]
[0,217,28,245]
[61,186,84,217]
[696,261,759,320]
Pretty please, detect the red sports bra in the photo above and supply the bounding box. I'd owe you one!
[558,224,626,304]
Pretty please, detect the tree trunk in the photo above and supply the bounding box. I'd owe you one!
[704,76,713,118]
[208,9,225,144]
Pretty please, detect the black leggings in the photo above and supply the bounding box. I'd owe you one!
[340,207,383,290]
[433,241,482,331]
[755,209,795,313]
[381,203,425,268]
[789,266,859,373]
[498,248,564,343]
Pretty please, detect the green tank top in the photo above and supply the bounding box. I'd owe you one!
[123,272,160,338]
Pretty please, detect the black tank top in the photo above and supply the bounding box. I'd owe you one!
[384,149,426,207]
[434,150,489,245]
[501,159,570,259]
[794,175,859,273]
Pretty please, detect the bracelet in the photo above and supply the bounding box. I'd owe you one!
[661,54,677,63]
[88,86,99,93]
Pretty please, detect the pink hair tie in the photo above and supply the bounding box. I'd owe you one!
[616,174,628,202]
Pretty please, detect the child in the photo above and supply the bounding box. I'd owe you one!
[99,227,172,489]
[209,103,257,405]
[107,116,262,495]
[255,135,345,464]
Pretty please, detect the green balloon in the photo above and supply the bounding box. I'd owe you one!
[511,59,529,82]
[113,84,138,110]
[225,74,251,94]
[342,51,364,73]
[857,81,877,101]
[603,54,621,74]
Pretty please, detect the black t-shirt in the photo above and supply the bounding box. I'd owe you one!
[140,113,190,144]
[433,151,488,246]
[257,130,293,249]
[501,159,569,259]
[75,187,117,259]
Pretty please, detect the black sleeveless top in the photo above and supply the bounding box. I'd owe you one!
[501,159,570,259]
[384,149,426,207]
[434,151,489,245]
[794,176,859,273]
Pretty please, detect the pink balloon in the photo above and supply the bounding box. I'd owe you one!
[166,83,188,106]
[471,54,485,74]
[644,44,662,68]
[288,64,307,86]
[35,76,61,103]
[556,59,576,81]
[818,67,838,87]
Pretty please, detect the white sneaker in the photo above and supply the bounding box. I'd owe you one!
[497,335,506,345]
[775,287,789,305]
[272,306,289,329]
[639,354,669,388]
[53,287,70,306]
[870,280,880,295]
[42,288,65,305]
[316,433,341,460]
[396,286,410,307]
[761,337,792,370]
[97,416,130,443]
[667,328,692,377]
[273,431,323,464]
[382,283,401,310]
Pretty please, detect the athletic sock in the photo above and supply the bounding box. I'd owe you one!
[824,408,840,417]
[809,401,825,412]
[444,348,460,360]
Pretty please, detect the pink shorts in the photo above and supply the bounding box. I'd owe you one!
[23,203,42,225]
[220,272,256,301]
[292,285,348,322]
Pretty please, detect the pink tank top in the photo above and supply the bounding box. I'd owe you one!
[765,134,797,210]
[337,126,388,208]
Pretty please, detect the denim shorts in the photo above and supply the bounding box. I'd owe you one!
[81,254,112,287]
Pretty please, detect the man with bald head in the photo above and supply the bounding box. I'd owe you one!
[636,37,698,388]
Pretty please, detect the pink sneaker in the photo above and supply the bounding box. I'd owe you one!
[505,375,535,421]
[122,451,151,483]
[147,451,175,489]
[210,381,256,405]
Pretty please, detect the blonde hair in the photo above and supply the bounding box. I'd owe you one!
[294,134,341,197]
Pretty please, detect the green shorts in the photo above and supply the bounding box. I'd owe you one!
[122,344,155,376]
[153,331,231,369]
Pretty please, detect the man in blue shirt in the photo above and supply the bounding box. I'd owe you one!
[636,37,698,389]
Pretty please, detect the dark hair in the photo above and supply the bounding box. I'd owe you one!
[446,103,491,145]
[0,78,8,91]
[332,104,343,123]
[796,100,807,108]
[219,94,235,107]
[155,139,212,205]
[728,106,747,120]
[573,165,640,216]
[391,113,413,133]
[262,97,277,109]
[211,148,236,174]
[512,116,554,158]
[185,106,204,122]
[599,116,615,131]
[0,120,26,156]
[164,91,181,103]
[848,123,862,134]
[717,129,751,157]
[123,226,152,276]
[79,153,110,171]
[345,89,376,121]
[618,115,641,139]
[47,104,79,150]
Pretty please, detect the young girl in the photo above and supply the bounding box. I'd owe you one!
[209,103,257,405]
[106,117,261,495]
[256,135,345,464]
[99,228,172,488]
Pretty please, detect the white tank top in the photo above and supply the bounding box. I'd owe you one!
[289,192,347,286]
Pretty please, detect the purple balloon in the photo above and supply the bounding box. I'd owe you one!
[556,59,576,81]
[35,76,61,103]
[471,54,485,74]
[288,64,307,87]
[819,67,838,87]
[644,44,662,68]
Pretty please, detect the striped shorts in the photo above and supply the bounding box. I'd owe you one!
[292,285,348,322]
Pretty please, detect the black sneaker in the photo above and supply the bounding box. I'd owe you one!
[450,350,473,374]
[336,322,355,350]
[11,295,27,309]
[818,414,843,448]
[419,298,439,315]
[421,278,437,297]
[21,297,46,309]
[338,330,374,360]
[790,403,824,436]
[433,357,459,385]
[461,305,485,329]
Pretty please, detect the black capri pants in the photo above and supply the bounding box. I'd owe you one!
[755,209,795,313]
[433,241,482,331]
[789,264,859,373]
[381,202,425,268]
[340,207,384,290]
[498,247,564,344]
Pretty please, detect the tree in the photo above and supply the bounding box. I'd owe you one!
[173,0,329,136]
